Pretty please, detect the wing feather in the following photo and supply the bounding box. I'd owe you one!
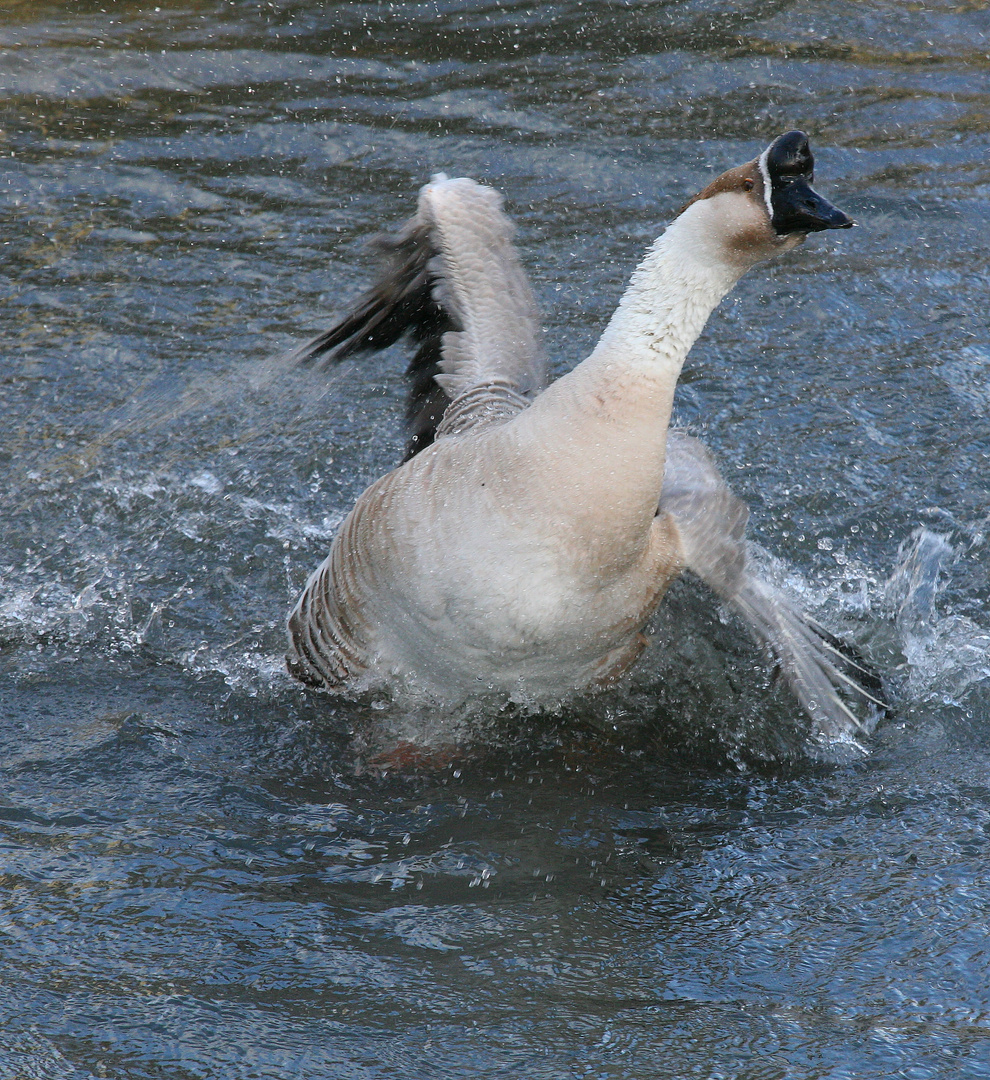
[283,176,545,459]
[661,431,886,746]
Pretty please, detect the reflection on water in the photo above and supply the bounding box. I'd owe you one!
[2,2,990,1077]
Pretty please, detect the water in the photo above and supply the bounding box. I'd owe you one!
[2,2,990,1076]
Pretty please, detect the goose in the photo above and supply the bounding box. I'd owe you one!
[284,131,883,748]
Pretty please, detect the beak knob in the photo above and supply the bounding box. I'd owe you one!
[763,130,854,234]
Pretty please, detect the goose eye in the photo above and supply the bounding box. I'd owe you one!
[743,178,755,192]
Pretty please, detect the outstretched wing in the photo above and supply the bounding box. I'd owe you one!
[284,175,546,460]
[661,431,886,748]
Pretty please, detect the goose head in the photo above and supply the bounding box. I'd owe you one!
[678,130,854,268]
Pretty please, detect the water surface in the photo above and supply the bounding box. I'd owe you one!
[2,2,990,1077]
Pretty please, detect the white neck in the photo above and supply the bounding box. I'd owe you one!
[532,197,752,438]
[588,201,747,388]
[511,197,758,549]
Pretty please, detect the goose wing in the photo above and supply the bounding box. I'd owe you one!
[661,431,885,748]
[285,175,546,460]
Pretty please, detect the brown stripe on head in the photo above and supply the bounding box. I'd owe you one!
[673,155,791,261]
[677,158,765,217]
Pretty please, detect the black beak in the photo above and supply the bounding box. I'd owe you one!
[764,130,854,235]
[772,177,854,233]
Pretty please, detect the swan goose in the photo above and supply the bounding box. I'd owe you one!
[285,131,882,746]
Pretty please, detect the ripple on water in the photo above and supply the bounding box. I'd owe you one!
[2,1,990,1078]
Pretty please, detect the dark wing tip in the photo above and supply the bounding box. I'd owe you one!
[283,217,455,457]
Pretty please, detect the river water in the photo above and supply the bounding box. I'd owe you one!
[2,2,990,1077]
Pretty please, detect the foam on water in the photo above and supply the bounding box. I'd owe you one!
[3,398,988,767]
[3,6,990,1074]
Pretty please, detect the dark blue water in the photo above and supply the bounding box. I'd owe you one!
[2,2,990,1077]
